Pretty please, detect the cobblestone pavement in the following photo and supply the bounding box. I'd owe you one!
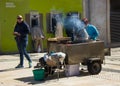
[0,48,120,86]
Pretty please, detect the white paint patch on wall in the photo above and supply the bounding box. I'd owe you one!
[5,2,16,8]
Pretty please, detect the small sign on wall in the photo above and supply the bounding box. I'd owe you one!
[6,2,16,8]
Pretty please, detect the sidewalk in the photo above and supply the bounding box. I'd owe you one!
[0,48,120,86]
[0,53,46,86]
[0,53,45,71]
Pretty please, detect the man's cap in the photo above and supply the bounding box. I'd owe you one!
[17,15,23,19]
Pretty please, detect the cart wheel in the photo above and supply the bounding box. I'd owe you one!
[87,61,102,75]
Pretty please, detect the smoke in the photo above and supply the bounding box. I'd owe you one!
[49,9,88,41]
[52,14,63,23]
[51,13,64,37]
[63,14,85,34]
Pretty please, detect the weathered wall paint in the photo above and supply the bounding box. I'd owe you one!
[0,0,83,54]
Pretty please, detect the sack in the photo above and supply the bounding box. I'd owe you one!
[46,58,57,67]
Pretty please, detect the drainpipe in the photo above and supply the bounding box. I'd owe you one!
[83,0,91,20]
[0,22,1,54]
[88,0,91,21]
[106,0,111,47]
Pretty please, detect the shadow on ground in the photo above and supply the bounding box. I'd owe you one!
[0,67,30,72]
[15,68,120,85]
[102,68,120,73]
[15,71,90,85]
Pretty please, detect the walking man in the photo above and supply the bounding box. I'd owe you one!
[13,15,32,68]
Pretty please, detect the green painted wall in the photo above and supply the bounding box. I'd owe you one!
[0,0,30,54]
[29,0,83,49]
[0,0,83,54]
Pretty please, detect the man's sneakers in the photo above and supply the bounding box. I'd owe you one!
[29,62,32,68]
[15,62,32,68]
[15,64,24,68]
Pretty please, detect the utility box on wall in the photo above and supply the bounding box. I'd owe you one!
[30,11,40,28]
[25,11,44,52]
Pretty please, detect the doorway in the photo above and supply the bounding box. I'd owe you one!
[110,0,120,44]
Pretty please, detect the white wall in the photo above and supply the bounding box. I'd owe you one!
[83,0,110,47]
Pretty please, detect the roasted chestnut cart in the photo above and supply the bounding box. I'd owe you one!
[47,37,105,75]
[35,37,105,79]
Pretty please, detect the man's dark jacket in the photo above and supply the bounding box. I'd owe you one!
[14,21,30,41]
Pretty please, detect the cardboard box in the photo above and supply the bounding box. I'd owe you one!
[65,64,80,77]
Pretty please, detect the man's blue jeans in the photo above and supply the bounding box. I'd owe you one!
[16,38,32,66]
